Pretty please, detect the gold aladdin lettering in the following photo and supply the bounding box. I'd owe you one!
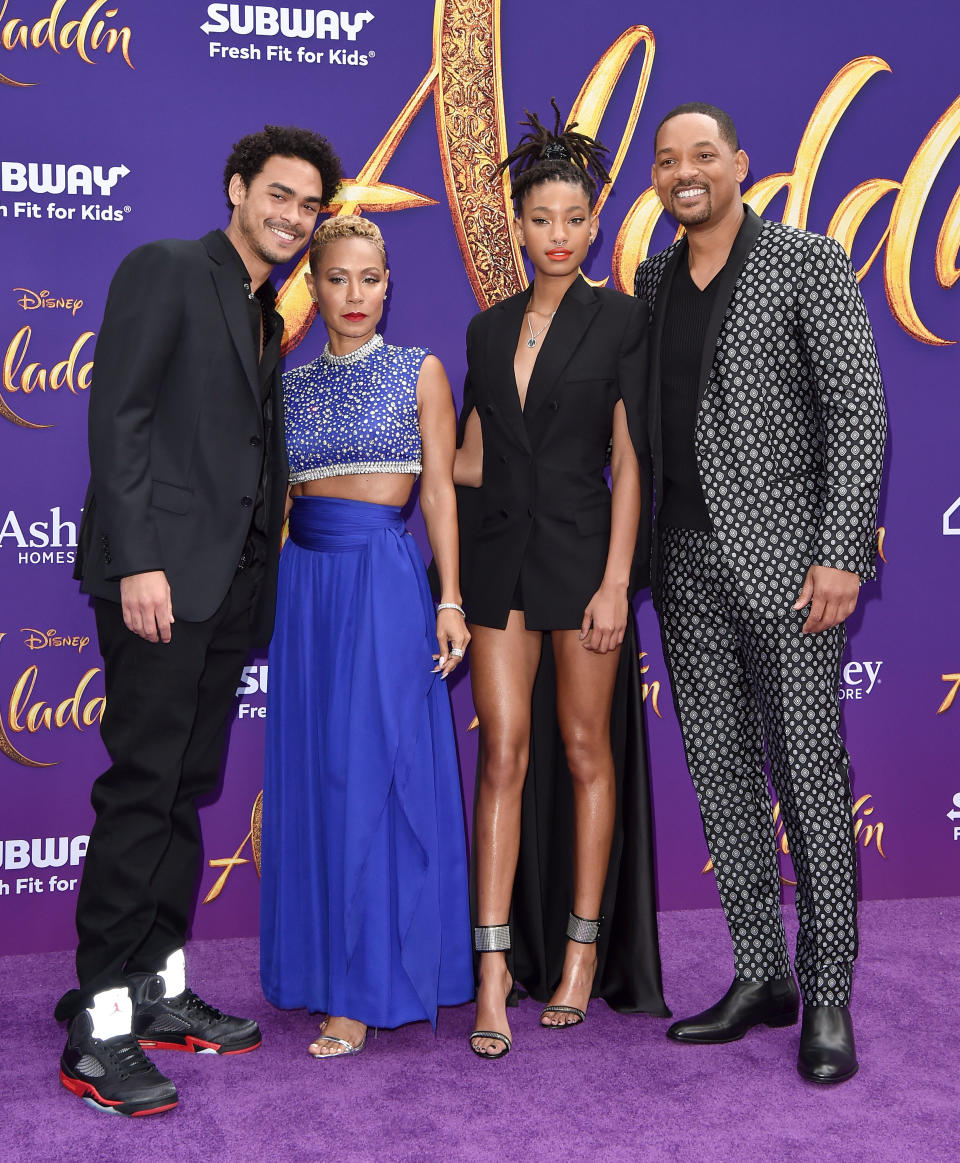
[0,633,104,767]
[1,325,94,429]
[277,2,958,351]
[0,0,133,86]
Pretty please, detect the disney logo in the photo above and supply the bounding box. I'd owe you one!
[21,627,90,653]
[14,288,84,316]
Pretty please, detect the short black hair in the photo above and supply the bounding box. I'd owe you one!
[222,125,343,211]
[654,103,739,152]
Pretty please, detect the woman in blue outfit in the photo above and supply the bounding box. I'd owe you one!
[259,215,474,1057]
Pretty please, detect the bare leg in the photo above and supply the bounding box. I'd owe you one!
[469,611,542,1055]
[541,630,620,1026]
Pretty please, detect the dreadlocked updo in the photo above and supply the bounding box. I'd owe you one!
[498,98,612,212]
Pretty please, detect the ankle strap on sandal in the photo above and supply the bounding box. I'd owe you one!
[474,924,511,952]
[566,912,601,944]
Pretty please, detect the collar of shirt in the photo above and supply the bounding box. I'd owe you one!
[209,228,279,315]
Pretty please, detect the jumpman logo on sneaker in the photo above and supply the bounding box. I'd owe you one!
[111,1001,123,1015]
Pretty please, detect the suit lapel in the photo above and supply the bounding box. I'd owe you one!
[649,241,686,477]
[523,275,600,422]
[204,234,261,403]
[486,286,532,450]
[696,206,764,407]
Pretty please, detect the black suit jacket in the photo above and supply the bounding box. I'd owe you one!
[458,275,649,630]
[74,230,288,645]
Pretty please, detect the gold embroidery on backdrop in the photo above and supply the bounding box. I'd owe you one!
[434,0,524,307]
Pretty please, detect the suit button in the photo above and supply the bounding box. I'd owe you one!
[527,507,534,517]
[241,496,253,507]
[549,400,559,412]
[485,405,495,414]
[498,455,508,464]
[104,553,112,564]
[499,508,509,518]
[249,435,262,447]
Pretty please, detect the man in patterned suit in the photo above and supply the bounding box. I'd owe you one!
[634,103,886,1084]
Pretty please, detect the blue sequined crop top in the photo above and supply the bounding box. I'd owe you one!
[285,334,428,483]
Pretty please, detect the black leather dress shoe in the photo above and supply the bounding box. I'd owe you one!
[667,976,800,1043]
[797,1005,858,1084]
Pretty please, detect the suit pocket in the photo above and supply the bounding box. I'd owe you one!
[151,480,194,514]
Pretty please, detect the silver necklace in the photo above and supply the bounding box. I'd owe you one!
[321,333,384,366]
[525,310,556,349]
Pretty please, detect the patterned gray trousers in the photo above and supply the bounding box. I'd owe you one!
[657,527,858,1006]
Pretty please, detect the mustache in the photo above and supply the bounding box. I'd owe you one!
[265,219,304,239]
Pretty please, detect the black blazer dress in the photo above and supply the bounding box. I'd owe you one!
[458,274,649,630]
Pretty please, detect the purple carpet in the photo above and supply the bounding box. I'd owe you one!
[4,897,957,1162]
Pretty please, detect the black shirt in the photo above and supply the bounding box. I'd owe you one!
[659,258,717,531]
[210,230,282,554]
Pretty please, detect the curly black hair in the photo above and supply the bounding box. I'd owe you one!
[498,98,611,211]
[222,124,343,212]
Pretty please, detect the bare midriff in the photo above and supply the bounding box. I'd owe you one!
[292,472,417,508]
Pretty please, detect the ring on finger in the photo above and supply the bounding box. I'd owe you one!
[449,647,465,659]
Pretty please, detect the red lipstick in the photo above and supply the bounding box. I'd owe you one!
[343,312,367,320]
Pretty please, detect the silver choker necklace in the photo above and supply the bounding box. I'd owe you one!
[321,333,384,366]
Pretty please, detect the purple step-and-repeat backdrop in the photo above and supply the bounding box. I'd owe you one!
[1,1,957,956]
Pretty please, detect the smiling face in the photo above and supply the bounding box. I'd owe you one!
[305,235,388,352]
[513,178,597,278]
[651,112,749,229]
[225,153,326,275]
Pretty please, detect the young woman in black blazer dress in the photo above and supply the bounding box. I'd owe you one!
[455,107,667,1058]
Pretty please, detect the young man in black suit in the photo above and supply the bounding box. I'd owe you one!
[57,125,342,1116]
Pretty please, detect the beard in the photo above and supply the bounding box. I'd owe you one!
[236,203,303,266]
[670,185,713,226]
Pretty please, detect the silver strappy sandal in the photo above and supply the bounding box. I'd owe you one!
[470,923,513,1060]
[540,912,601,1029]
[308,1018,367,1058]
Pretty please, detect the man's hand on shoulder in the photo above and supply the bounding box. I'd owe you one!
[120,571,174,643]
[793,564,860,634]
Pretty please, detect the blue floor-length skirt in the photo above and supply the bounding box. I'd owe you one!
[259,496,474,1027]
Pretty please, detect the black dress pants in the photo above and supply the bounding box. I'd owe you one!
[55,561,264,1021]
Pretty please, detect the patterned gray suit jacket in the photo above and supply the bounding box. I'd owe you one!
[634,206,887,614]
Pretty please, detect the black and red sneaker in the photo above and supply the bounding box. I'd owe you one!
[131,973,262,1055]
[59,1011,178,1117]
